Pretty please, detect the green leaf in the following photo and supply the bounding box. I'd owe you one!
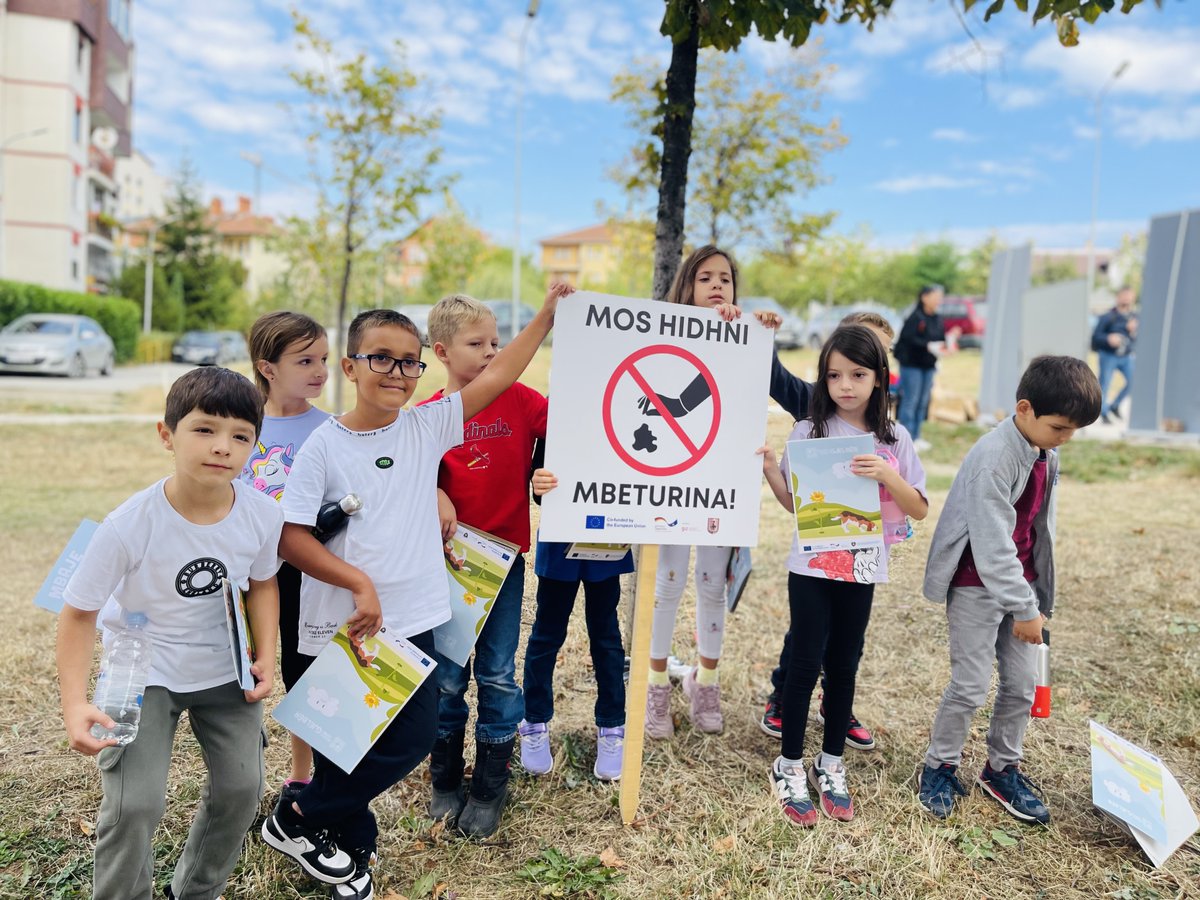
[409,872,436,898]
[992,828,1019,846]
[985,0,1006,20]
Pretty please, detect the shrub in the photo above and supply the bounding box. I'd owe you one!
[0,279,141,362]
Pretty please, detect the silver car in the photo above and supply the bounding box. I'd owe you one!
[0,313,115,377]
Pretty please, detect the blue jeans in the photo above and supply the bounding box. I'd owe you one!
[434,557,525,744]
[523,575,626,729]
[1097,351,1134,416]
[898,365,936,440]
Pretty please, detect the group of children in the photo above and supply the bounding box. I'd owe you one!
[55,244,1103,899]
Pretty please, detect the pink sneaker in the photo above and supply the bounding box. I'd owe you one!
[682,667,723,733]
[645,683,674,739]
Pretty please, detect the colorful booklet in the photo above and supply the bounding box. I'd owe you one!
[33,519,99,614]
[565,542,632,561]
[785,434,884,555]
[1090,720,1199,867]
[725,546,752,613]
[273,623,437,774]
[432,523,521,667]
[222,578,256,692]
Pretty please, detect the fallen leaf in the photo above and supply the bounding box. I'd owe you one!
[411,840,427,851]
[377,894,409,900]
[79,820,93,836]
[428,820,446,841]
[598,846,626,868]
[432,882,449,898]
[1132,527,1146,535]
[713,834,736,854]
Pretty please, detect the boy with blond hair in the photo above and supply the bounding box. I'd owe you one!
[263,284,572,899]
[418,293,548,839]
[57,366,282,900]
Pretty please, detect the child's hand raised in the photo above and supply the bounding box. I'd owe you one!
[532,468,558,497]
[63,701,118,756]
[541,282,575,318]
[712,302,742,323]
[752,310,783,330]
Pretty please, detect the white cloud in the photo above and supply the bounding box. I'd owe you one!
[925,38,1008,76]
[851,4,963,57]
[873,174,983,193]
[1022,26,1200,99]
[825,65,870,102]
[874,219,1146,251]
[995,86,1046,110]
[932,128,976,143]
[1111,105,1200,144]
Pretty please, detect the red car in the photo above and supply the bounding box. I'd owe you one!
[940,295,986,349]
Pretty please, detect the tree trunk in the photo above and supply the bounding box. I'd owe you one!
[332,202,356,413]
[650,11,699,302]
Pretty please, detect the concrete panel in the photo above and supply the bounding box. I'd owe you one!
[1019,279,1090,373]
[1129,209,1200,438]
[978,244,1032,419]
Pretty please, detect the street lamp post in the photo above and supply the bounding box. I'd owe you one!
[1086,60,1130,303]
[0,127,51,279]
[511,1,540,344]
[142,215,180,334]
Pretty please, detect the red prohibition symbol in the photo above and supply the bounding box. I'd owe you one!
[601,343,721,477]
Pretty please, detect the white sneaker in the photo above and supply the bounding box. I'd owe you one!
[645,682,674,739]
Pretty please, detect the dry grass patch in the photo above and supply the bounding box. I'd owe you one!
[2,393,1199,898]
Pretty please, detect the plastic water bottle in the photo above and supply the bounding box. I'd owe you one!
[91,612,152,745]
[312,493,362,543]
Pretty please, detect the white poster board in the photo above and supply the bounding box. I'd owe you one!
[540,292,773,546]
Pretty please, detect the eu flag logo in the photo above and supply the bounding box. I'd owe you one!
[585,515,605,530]
[501,553,511,561]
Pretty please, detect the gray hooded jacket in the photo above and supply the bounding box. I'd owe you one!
[922,416,1058,621]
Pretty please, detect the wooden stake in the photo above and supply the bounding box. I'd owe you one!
[619,543,659,825]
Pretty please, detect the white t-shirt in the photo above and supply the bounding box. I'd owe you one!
[781,416,926,584]
[63,478,284,692]
[281,393,463,654]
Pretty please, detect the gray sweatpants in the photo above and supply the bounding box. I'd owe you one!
[925,586,1038,772]
[92,681,264,900]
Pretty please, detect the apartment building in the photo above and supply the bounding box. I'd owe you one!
[115,148,168,220]
[538,223,615,288]
[0,0,133,293]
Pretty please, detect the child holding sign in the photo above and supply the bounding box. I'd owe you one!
[643,245,781,737]
[760,325,928,826]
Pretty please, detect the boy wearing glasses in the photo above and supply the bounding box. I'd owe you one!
[418,294,548,839]
[264,287,572,900]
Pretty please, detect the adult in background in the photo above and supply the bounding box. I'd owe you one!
[1091,286,1138,425]
[894,285,959,451]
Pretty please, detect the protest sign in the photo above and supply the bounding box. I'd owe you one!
[541,292,773,547]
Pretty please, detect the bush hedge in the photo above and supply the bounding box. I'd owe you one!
[0,279,141,362]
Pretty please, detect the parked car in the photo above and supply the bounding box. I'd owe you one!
[395,305,434,346]
[802,302,902,350]
[0,313,114,377]
[171,330,249,366]
[940,295,986,349]
[483,299,538,345]
[738,296,804,350]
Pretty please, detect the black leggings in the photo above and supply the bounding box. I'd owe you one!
[781,573,874,761]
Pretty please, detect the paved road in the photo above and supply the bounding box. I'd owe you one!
[0,362,195,395]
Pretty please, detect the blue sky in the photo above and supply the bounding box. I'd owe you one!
[131,0,1200,255]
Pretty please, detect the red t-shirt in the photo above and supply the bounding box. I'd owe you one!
[951,452,1048,589]
[420,382,547,552]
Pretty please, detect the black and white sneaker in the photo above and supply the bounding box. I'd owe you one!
[261,804,355,884]
[330,847,375,900]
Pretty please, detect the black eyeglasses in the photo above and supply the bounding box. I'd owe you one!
[349,354,427,377]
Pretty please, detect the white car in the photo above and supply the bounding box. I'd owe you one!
[0,313,115,377]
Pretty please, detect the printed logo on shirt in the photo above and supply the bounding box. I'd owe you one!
[463,416,512,443]
[376,457,394,469]
[465,444,490,470]
[175,557,228,598]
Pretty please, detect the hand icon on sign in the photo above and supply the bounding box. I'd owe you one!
[636,373,713,418]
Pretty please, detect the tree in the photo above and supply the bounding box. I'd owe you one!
[648,0,1157,300]
[612,50,841,254]
[289,13,445,410]
[412,197,488,304]
[115,159,246,331]
[1031,257,1082,286]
